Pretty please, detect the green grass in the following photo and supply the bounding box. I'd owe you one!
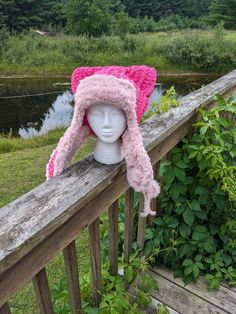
[1,30,235,76]
[0,127,67,154]
[0,133,95,313]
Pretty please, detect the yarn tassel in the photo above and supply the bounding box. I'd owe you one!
[140,194,157,217]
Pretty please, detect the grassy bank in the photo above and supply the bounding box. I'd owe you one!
[0,130,95,313]
[1,30,236,75]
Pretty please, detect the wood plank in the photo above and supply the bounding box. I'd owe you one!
[89,218,102,306]
[0,303,11,314]
[147,270,227,314]
[63,241,81,314]
[129,286,180,314]
[221,281,236,293]
[137,194,146,251]
[1,70,235,276]
[147,162,160,227]
[32,268,54,314]
[108,200,119,276]
[0,173,129,306]
[153,267,236,314]
[124,188,134,263]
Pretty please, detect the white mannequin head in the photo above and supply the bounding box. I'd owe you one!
[86,103,126,143]
[86,103,127,164]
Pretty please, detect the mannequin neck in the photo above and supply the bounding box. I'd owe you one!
[93,138,124,165]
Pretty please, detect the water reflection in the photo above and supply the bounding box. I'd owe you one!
[0,75,218,138]
[18,91,74,137]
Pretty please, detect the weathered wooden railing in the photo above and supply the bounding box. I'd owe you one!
[0,70,236,314]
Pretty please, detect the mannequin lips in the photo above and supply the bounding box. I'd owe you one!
[101,129,113,136]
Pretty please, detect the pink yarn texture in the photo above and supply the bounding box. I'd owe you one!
[46,66,161,217]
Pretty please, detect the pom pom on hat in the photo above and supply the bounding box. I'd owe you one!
[46,66,161,216]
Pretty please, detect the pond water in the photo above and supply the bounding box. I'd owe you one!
[0,75,219,138]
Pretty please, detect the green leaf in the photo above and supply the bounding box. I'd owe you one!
[196,262,204,270]
[203,240,216,253]
[169,183,180,200]
[144,240,153,257]
[125,266,134,283]
[175,160,188,168]
[191,200,201,211]
[165,166,175,185]
[184,265,193,276]
[145,228,154,240]
[195,186,208,195]
[194,210,207,220]
[183,208,195,227]
[137,291,151,307]
[183,258,193,266]
[179,223,191,238]
[159,160,172,176]
[193,264,200,279]
[174,166,186,182]
[157,303,170,314]
[195,254,202,262]
[140,274,158,293]
[205,273,222,290]
[189,151,198,159]
[166,216,179,228]
[175,206,185,215]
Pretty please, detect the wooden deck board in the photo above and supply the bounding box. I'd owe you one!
[129,286,180,314]
[131,266,236,314]
[152,267,236,314]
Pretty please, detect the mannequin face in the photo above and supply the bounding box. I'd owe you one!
[86,103,127,143]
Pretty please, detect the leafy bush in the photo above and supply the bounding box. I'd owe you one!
[163,29,236,72]
[0,26,10,55]
[155,15,207,32]
[138,16,157,33]
[144,94,236,289]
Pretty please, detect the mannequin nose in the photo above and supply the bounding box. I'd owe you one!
[103,112,112,128]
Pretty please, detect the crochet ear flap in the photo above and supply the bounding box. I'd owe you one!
[121,112,160,217]
[46,107,90,180]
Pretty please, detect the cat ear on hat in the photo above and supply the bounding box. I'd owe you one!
[71,66,103,94]
[125,65,157,97]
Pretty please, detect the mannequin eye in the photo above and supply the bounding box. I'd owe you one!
[90,110,102,116]
[112,111,122,116]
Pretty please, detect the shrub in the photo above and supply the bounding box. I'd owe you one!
[138,16,157,33]
[0,25,10,55]
[155,15,207,32]
[122,34,146,53]
[144,95,236,289]
[163,29,236,72]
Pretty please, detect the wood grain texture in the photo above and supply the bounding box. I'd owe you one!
[129,286,180,314]
[137,194,146,251]
[108,200,119,276]
[32,268,54,314]
[153,267,236,314]
[147,270,227,314]
[124,188,134,263]
[89,218,102,306]
[0,172,128,306]
[147,162,160,227]
[0,303,11,314]
[63,241,81,314]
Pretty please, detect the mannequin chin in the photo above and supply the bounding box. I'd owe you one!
[86,103,127,165]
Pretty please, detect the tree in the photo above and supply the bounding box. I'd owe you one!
[63,0,114,36]
[116,11,130,38]
[205,0,236,29]
[122,0,212,20]
[0,0,66,32]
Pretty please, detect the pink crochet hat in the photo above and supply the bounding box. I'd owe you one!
[46,66,161,217]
